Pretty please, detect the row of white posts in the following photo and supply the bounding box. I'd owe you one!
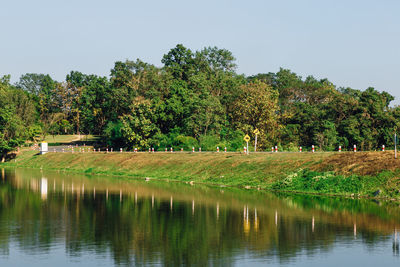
[50,146,230,153]
[40,143,389,154]
[95,144,388,153]
[268,144,388,153]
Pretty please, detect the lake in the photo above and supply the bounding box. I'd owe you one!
[0,168,399,266]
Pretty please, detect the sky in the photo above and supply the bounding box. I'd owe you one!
[1,0,400,104]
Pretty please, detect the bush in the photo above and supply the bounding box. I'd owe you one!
[175,135,198,150]
[103,121,124,148]
[199,135,220,151]
[225,130,245,151]
[272,169,365,194]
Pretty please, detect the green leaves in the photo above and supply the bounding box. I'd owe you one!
[162,44,195,81]
[3,45,398,153]
[0,78,35,158]
[117,98,160,149]
[232,80,280,149]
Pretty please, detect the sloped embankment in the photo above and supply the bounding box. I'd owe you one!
[3,150,332,186]
[3,150,400,198]
[315,151,400,175]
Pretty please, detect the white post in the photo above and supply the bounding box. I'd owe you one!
[254,134,257,152]
[395,132,397,159]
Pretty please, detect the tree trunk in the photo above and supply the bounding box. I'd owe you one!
[1,155,5,163]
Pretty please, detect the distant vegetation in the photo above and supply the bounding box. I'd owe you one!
[1,44,398,160]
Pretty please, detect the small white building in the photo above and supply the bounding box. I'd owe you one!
[40,142,48,155]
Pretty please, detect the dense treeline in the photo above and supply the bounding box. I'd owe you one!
[0,75,38,161]
[1,44,399,158]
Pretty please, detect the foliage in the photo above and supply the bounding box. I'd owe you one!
[0,76,36,160]
[103,121,125,148]
[232,80,280,149]
[118,98,160,149]
[271,168,391,197]
[1,44,398,153]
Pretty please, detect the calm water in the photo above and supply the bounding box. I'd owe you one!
[0,168,399,266]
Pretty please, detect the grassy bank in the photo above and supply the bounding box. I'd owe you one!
[2,150,400,199]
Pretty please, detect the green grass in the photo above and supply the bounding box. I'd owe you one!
[41,135,100,145]
[43,134,99,143]
[2,150,400,199]
[43,135,80,143]
[270,168,399,198]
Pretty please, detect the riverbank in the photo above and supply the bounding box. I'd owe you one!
[2,150,400,199]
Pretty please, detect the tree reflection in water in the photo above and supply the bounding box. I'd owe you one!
[0,168,399,266]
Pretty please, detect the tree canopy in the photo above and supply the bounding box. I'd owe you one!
[1,44,399,155]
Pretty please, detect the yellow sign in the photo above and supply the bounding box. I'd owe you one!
[253,129,260,135]
[244,134,250,142]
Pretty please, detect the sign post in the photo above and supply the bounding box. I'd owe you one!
[244,134,250,155]
[395,127,398,159]
[253,129,260,152]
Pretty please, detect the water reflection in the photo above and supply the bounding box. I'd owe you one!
[41,178,47,200]
[0,168,400,266]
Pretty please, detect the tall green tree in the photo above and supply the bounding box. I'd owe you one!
[0,76,37,161]
[118,97,160,149]
[232,80,280,148]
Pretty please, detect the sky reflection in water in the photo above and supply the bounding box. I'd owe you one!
[0,168,399,266]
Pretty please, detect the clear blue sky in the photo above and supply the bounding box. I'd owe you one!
[1,0,399,104]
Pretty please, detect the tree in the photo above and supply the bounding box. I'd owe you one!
[232,80,280,148]
[185,93,225,138]
[69,73,112,134]
[16,73,57,121]
[0,76,37,161]
[109,61,139,118]
[194,46,237,73]
[118,98,160,149]
[162,44,195,81]
[313,121,338,151]
[52,81,82,135]
[16,73,56,97]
